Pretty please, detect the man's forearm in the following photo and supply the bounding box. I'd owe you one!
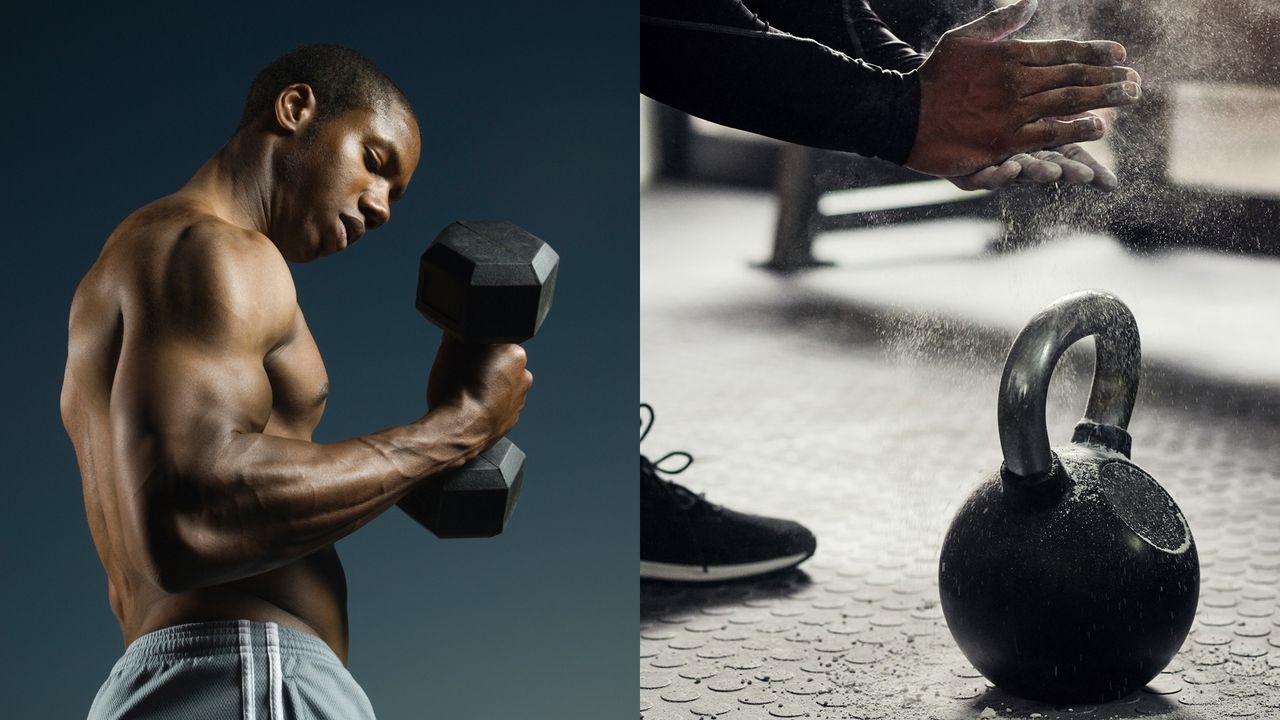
[150,406,476,592]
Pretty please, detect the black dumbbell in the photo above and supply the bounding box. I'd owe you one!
[398,220,559,538]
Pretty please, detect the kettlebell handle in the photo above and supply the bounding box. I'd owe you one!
[998,290,1141,480]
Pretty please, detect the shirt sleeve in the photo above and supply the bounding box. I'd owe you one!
[640,0,770,30]
[640,11,921,165]
[844,0,926,72]
[737,0,925,72]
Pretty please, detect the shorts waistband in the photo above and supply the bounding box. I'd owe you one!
[121,620,341,666]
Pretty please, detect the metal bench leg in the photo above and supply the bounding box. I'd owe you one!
[766,144,827,272]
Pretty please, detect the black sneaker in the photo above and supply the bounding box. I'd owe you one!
[640,403,817,582]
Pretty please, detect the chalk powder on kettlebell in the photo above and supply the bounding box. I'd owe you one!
[1100,462,1193,553]
[938,289,1200,705]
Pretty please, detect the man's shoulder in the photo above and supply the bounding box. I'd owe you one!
[114,197,286,278]
[175,219,290,292]
[105,198,298,341]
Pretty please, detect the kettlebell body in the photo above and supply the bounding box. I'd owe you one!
[939,291,1199,704]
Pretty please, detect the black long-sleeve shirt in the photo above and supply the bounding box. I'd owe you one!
[641,0,923,165]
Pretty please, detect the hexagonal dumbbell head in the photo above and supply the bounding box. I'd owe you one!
[398,437,526,538]
[417,221,559,344]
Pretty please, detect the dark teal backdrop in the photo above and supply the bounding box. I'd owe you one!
[2,2,637,716]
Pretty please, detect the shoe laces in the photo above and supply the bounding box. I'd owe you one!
[640,403,717,513]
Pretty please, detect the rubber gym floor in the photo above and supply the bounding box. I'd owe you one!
[640,184,1280,719]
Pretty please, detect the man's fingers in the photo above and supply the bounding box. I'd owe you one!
[1010,153,1062,183]
[1029,150,1092,184]
[1030,149,1094,184]
[952,159,1022,191]
[1009,153,1064,183]
[1090,164,1119,191]
[1018,65,1139,97]
[1012,116,1105,154]
[1009,39,1126,67]
[1059,143,1118,190]
[1024,82,1141,120]
[950,0,1038,42]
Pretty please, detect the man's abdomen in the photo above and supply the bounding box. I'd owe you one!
[124,547,350,663]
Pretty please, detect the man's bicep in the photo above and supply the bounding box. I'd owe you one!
[111,337,274,482]
[105,335,274,586]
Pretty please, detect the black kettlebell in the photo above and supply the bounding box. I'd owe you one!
[938,290,1199,704]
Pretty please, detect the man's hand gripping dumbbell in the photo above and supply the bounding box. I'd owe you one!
[400,220,559,538]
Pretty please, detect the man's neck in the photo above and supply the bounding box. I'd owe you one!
[181,131,275,240]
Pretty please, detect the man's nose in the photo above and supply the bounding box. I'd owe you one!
[360,189,391,230]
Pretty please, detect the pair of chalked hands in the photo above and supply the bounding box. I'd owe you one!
[910,0,1136,191]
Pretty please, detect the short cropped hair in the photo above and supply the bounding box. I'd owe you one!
[236,44,415,132]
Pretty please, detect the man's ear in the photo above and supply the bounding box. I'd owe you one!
[273,83,316,135]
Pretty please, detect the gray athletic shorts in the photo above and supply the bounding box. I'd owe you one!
[86,620,376,720]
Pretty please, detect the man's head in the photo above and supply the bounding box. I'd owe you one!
[238,44,417,135]
[239,44,422,262]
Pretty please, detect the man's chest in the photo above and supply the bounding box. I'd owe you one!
[263,312,329,439]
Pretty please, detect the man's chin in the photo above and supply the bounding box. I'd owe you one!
[279,242,329,263]
[302,233,339,261]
